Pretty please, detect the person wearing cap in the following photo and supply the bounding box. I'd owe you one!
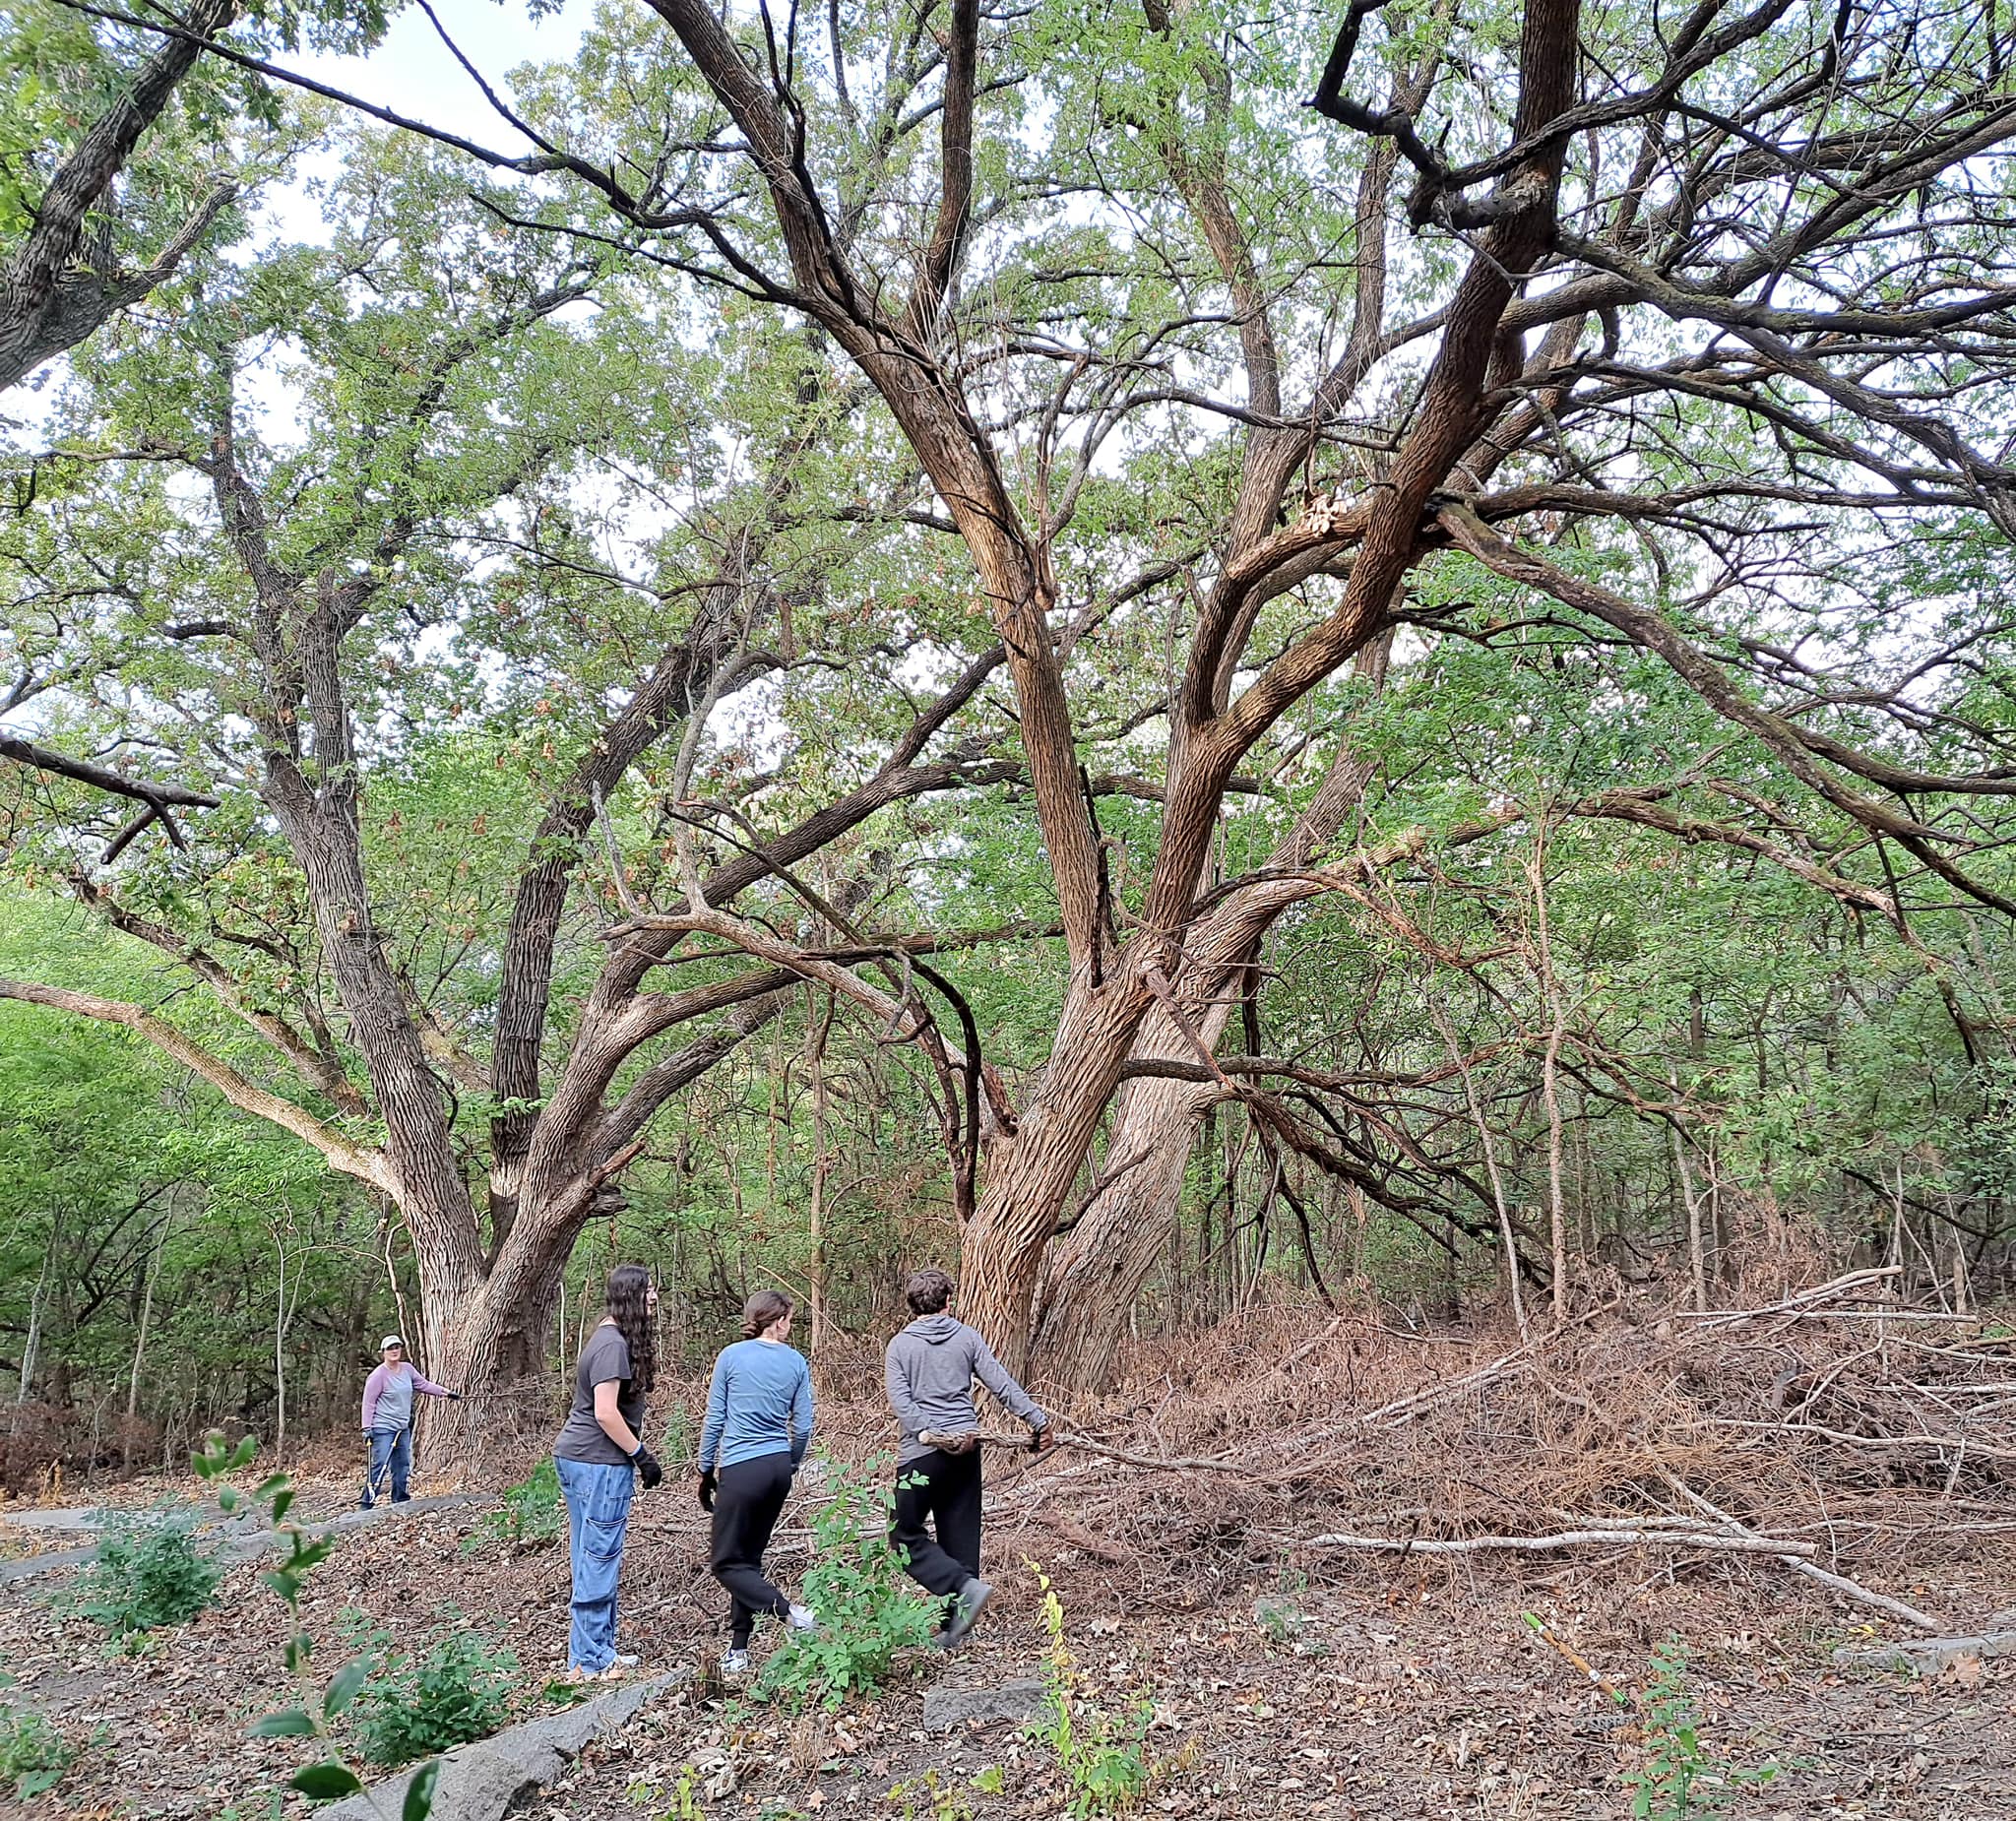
[360,1335,460,1508]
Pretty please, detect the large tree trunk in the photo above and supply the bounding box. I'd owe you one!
[955,971,1154,1372]
[1029,643,1390,1392]
[1030,1024,1218,1392]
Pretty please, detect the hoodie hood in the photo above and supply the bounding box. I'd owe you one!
[904,1313,964,1346]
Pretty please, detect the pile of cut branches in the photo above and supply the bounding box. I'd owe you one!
[974,1271,2016,1630]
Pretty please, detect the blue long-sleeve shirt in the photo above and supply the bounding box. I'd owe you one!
[699,1338,815,1472]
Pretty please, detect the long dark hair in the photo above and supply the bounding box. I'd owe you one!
[605,1264,657,1394]
[740,1288,792,1340]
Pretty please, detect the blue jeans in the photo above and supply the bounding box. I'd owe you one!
[555,1457,634,1672]
[362,1427,411,1506]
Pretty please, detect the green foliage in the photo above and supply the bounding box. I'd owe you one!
[1026,1568,1154,1818]
[754,1454,942,1711]
[0,1702,73,1800]
[643,1765,703,1820]
[1251,1597,1304,1647]
[462,1457,564,1553]
[74,1508,221,1638]
[353,1633,520,1767]
[1621,1636,1779,1820]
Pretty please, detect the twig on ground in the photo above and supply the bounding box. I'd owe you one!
[1657,1472,1943,1634]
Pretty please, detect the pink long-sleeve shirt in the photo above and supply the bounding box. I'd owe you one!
[361,1360,451,1432]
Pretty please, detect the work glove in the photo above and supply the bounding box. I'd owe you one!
[1030,1424,1054,1455]
[446,1391,463,1402]
[630,1446,663,1489]
[697,1470,718,1512]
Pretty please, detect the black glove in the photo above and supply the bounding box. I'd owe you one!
[697,1470,717,1512]
[1031,1424,1053,1455]
[447,1391,463,1402]
[630,1446,663,1489]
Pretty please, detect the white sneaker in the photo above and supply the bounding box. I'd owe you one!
[719,1647,751,1679]
[786,1601,821,1635]
[610,1653,640,1668]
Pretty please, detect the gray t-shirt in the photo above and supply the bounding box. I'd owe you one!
[554,1324,644,1466]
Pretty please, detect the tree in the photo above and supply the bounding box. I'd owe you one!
[11,0,2016,1428]
[0,0,243,393]
[0,105,1048,1446]
[506,0,2016,1373]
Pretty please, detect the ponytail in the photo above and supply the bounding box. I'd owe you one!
[740,1288,793,1340]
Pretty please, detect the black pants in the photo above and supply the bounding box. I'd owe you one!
[710,1451,794,1646]
[891,1445,982,1600]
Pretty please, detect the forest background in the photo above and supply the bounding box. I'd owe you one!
[4,0,2016,1483]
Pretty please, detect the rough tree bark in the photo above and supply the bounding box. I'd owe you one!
[0,0,238,392]
[1030,636,1392,1391]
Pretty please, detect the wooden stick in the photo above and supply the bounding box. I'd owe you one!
[935,1425,1269,1478]
[1302,1528,1817,1556]
[1713,1418,2016,1465]
[1659,1473,1942,1634]
[1524,1612,1632,1712]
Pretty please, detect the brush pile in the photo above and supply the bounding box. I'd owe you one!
[967,1267,2016,1629]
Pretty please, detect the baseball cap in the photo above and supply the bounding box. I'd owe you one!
[380,1335,405,1350]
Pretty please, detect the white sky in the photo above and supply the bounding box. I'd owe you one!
[299,1,598,148]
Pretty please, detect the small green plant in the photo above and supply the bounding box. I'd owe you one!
[462,1456,563,1553]
[886,1770,973,1821]
[194,1431,440,1816]
[0,1703,74,1800]
[1252,1596,1304,1647]
[73,1507,222,1639]
[622,1767,704,1816]
[353,1632,520,1767]
[971,1764,1005,1795]
[755,1453,942,1711]
[1026,1566,1154,1818]
[1621,1635,1780,1819]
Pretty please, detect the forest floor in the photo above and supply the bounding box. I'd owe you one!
[5,1296,2016,1819]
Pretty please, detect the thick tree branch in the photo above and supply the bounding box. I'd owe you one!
[0,0,237,391]
[0,976,394,1192]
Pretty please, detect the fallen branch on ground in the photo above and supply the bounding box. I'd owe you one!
[1714,1418,2016,1464]
[1670,1267,1904,1329]
[1301,1528,1818,1556]
[1657,1473,1942,1633]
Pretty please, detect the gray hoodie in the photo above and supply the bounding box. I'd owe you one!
[884,1314,1046,1465]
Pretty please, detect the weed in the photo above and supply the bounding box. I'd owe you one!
[195,1430,439,1814]
[971,1764,1005,1795]
[886,1769,975,1821]
[354,1631,519,1767]
[1621,1635,1780,1820]
[0,1703,73,1800]
[1025,1565,1154,1817]
[755,1453,941,1711]
[461,1457,563,1553]
[1251,1596,1305,1647]
[73,1508,221,1638]
[657,1765,703,1819]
